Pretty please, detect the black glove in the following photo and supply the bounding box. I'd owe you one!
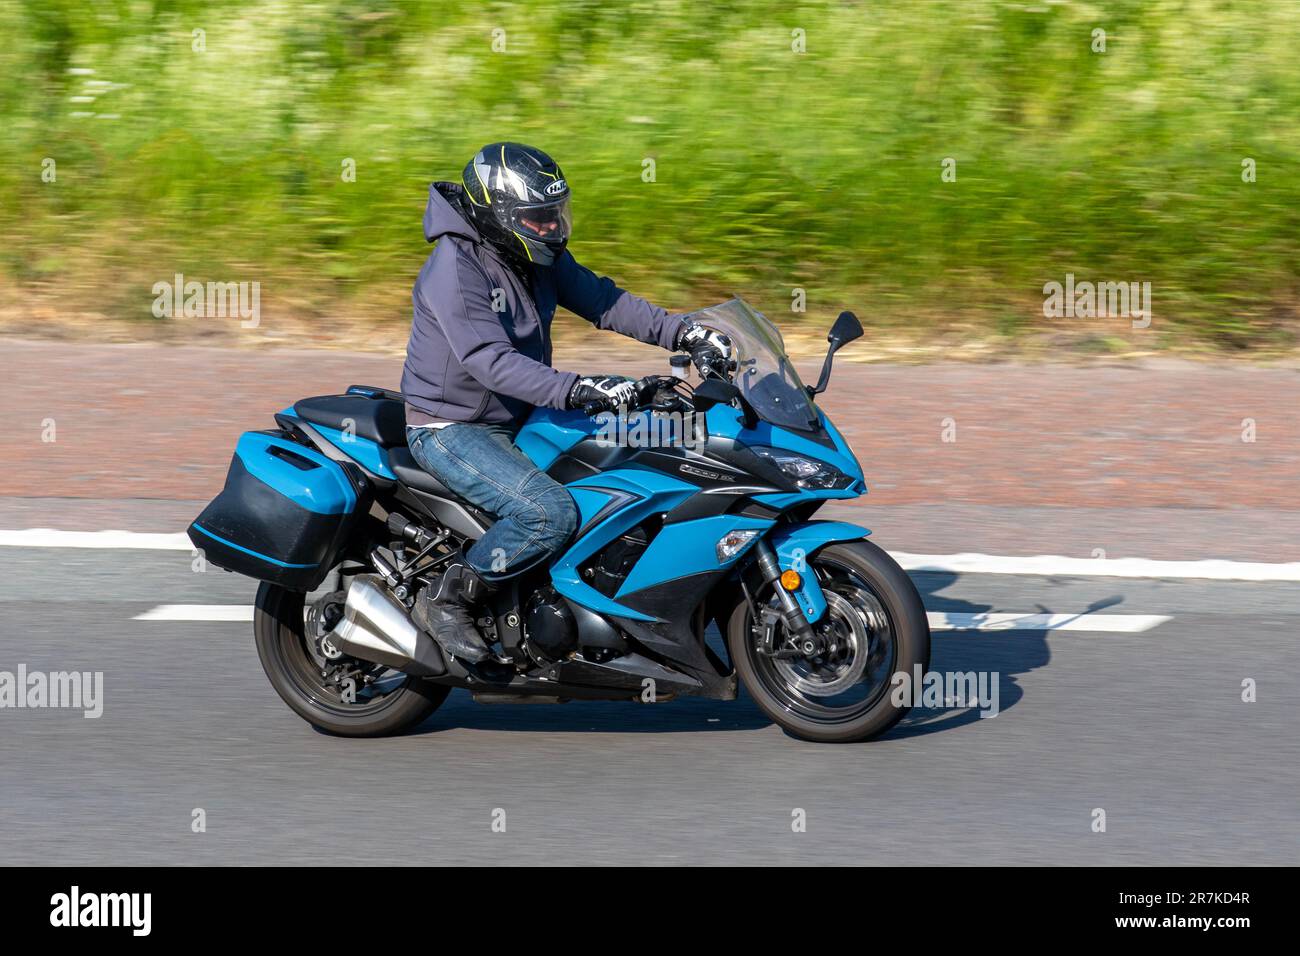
[567,374,637,413]
[677,323,734,376]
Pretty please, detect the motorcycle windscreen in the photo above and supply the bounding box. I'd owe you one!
[678,298,820,431]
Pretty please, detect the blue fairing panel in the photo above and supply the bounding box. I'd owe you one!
[515,407,603,470]
[704,404,867,507]
[616,514,774,597]
[550,468,698,621]
[769,521,870,623]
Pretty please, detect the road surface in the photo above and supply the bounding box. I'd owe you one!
[2,340,1297,865]
[2,541,1295,866]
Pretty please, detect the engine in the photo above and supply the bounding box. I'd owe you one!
[582,522,655,597]
[523,587,579,662]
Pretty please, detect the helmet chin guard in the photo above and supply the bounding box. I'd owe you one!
[461,142,571,266]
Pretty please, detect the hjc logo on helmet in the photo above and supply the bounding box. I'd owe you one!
[544,179,568,197]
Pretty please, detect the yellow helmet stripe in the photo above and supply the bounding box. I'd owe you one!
[512,231,534,261]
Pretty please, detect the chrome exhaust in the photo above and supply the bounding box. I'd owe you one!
[330,574,445,677]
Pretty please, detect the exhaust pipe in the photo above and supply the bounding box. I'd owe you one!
[330,574,446,677]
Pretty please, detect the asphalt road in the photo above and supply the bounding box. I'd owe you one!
[2,545,1296,866]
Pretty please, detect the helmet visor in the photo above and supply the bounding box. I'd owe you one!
[510,198,572,244]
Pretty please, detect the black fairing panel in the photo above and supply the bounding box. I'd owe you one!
[611,567,737,699]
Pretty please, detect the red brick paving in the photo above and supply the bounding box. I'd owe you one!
[6,339,1297,512]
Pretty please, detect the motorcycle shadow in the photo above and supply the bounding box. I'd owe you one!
[403,571,1120,738]
[884,571,1120,740]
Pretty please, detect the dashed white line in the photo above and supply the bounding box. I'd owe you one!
[894,552,1300,582]
[0,529,192,550]
[134,604,253,622]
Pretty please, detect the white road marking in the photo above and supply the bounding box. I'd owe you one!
[894,552,1300,583]
[2,529,1298,581]
[135,604,1170,634]
[134,604,254,622]
[927,612,1171,633]
[0,529,192,550]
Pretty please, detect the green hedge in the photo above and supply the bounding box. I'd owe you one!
[1,0,1297,347]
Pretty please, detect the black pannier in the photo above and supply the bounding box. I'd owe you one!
[188,431,361,591]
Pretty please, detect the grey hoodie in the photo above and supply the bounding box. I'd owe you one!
[401,182,684,426]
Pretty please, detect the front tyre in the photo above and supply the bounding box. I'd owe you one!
[727,540,930,743]
[253,581,449,737]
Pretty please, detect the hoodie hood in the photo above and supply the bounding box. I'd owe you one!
[424,182,480,244]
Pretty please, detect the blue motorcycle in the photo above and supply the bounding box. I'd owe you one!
[190,299,929,742]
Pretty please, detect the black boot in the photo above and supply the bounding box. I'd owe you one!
[412,556,503,664]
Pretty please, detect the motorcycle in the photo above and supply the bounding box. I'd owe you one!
[188,298,930,742]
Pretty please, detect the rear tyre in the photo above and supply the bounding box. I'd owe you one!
[728,539,929,743]
[253,581,449,737]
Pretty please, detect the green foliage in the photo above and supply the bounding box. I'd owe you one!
[1,0,1297,345]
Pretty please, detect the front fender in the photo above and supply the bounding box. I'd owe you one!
[768,521,870,623]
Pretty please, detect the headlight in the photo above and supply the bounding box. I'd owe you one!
[748,446,854,490]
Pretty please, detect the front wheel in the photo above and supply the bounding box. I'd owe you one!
[727,540,930,743]
[253,579,449,737]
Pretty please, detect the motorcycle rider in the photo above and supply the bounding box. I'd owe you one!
[403,142,730,664]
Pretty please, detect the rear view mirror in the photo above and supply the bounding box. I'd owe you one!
[810,310,864,396]
[828,310,863,352]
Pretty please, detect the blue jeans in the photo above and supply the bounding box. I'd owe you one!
[406,423,579,581]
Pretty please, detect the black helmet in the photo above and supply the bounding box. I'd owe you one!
[460,142,572,267]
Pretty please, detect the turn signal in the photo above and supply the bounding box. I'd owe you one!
[780,569,802,591]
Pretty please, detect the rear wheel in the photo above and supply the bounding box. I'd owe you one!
[727,540,929,743]
[253,576,449,737]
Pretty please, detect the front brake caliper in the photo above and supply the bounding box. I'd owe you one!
[756,606,782,656]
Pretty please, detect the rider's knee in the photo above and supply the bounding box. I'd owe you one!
[537,485,579,545]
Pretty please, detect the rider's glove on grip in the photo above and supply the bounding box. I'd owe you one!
[677,323,734,375]
[567,374,637,412]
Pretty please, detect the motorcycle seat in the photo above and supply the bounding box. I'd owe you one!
[388,445,496,535]
[387,446,456,497]
[294,394,407,448]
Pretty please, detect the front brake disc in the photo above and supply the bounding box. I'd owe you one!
[773,590,870,697]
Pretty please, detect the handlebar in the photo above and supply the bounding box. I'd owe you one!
[578,340,741,418]
[580,374,696,417]
[694,350,734,382]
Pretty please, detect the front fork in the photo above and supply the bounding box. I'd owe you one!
[743,521,872,657]
[751,540,827,658]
